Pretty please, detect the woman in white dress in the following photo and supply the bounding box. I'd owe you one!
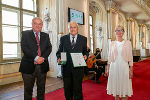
[107,25,133,100]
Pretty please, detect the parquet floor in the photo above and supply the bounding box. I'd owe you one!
[0,77,63,100]
[0,74,92,100]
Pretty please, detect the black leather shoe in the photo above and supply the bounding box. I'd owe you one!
[90,77,95,80]
[57,76,63,80]
[96,80,101,84]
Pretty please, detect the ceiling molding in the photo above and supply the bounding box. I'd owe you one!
[113,0,150,27]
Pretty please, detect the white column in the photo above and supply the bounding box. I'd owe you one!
[139,24,143,42]
[105,0,112,39]
[148,29,150,55]
[125,13,134,41]
[96,28,103,50]
[126,18,132,40]
[138,24,141,42]
[141,25,145,48]
[47,0,59,77]
[58,0,64,33]
[39,0,58,77]
[148,29,150,43]
[128,21,131,40]
[126,19,129,40]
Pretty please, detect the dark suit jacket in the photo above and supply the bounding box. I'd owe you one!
[19,30,52,74]
[56,34,88,76]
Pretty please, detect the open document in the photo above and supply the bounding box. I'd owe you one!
[70,53,87,67]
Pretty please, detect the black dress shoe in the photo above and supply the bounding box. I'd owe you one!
[57,76,63,79]
[90,77,95,80]
[96,80,101,84]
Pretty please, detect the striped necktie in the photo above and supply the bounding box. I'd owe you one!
[71,37,75,49]
[36,32,41,56]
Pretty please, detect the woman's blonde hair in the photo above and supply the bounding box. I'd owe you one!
[115,25,124,32]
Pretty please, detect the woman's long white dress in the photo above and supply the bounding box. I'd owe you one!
[107,41,133,97]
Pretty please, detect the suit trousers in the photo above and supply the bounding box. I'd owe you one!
[63,67,84,100]
[22,65,46,100]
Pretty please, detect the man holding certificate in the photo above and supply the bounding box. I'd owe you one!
[56,21,88,100]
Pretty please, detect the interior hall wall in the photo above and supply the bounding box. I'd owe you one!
[89,9,96,53]
[66,0,89,42]
[0,63,22,85]
[90,0,109,60]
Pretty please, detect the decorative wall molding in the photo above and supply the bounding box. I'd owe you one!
[0,72,21,79]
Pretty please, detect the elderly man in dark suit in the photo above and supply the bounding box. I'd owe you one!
[56,21,88,100]
[19,17,52,100]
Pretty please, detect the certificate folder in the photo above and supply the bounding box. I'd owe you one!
[70,53,87,67]
[58,52,66,65]
[58,61,66,65]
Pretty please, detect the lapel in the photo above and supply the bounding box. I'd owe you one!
[66,34,72,50]
[30,30,45,52]
[30,30,37,45]
[40,32,44,44]
[67,33,81,50]
[40,32,45,52]
[74,34,80,48]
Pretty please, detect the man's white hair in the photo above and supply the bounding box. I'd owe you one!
[68,21,79,29]
[32,17,43,23]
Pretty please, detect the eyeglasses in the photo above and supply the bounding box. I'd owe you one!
[115,30,124,32]
[70,26,77,29]
[33,22,43,26]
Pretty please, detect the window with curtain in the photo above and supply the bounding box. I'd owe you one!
[0,0,38,62]
[89,15,93,53]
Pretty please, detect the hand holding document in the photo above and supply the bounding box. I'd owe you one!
[70,53,87,67]
[58,52,66,65]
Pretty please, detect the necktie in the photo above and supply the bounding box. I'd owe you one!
[72,37,75,44]
[36,32,41,56]
[71,37,75,49]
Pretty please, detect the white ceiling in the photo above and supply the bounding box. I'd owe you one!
[113,0,150,26]
[120,1,142,13]
[136,13,150,20]
[90,0,150,26]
